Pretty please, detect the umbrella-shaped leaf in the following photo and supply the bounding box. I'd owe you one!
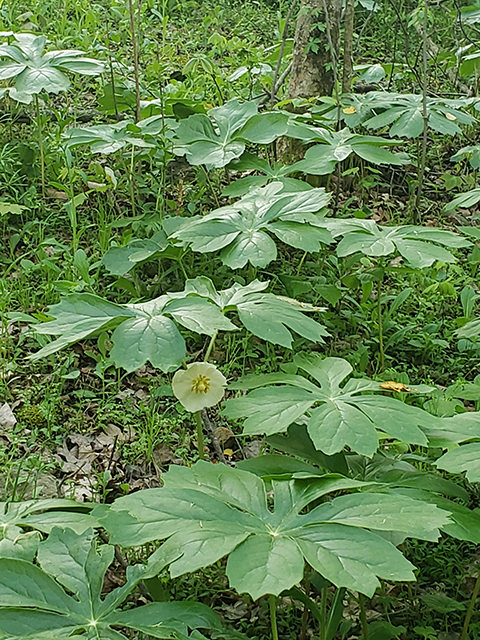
[101,232,170,276]
[0,527,221,639]
[168,276,328,348]
[64,123,154,154]
[0,33,103,99]
[29,291,236,372]
[359,93,475,138]
[224,354,435,455]
[435,443,480,482]
[169,182,332,268]
[224,152,302,197]
[289,128,406,175]
[327,219,470,268]
[173,99,257,168]
[99,461,449,599]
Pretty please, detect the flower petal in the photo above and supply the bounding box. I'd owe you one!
[172,362,227,412]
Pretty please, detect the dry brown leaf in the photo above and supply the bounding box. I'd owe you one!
[380,381,413,392]
[243,440,262,459]
[153,443,178,464]
[215,426,235,444]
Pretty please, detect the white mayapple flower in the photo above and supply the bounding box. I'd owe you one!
[172,362,227,413]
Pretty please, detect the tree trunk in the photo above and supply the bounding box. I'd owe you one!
[278,0,342,164]
[287,0,342,100]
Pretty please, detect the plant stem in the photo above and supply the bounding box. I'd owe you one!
[203,166,219,208]
[34,94,45,197]
[296,251,307,276]
[342,0,355,93]
[128,0,141,122]
[129,144,136,216]
[359,593,369,640]
[377,276,385,372]
[460,569,480,640]
[300,573,311,640]
[319,586,328,640]
[204,330,218,363]
[269,594,279,640]
[271,0,298,109]
[414,0,429,223]
[194,411,205,461]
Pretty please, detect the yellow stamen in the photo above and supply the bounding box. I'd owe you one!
[191,374,211,394]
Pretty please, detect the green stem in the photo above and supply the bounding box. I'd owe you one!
[460,569,480,640]
[203,166,219,208]
[204,330,218,363]
[194,411,205,460]
[247,263,258,284]
[128,0,141,122]
[129,145,136,216]
[296,251,308,276]
[359,593,369,640]
[319,586,328,640]
[66,153,78,253]
[300,574,311,640]
[377,276,385,372]
[414,0,429,224]
[269,594,279,640]
[34,94,45,197]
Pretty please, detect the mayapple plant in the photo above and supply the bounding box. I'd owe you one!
[18,87,480,640]
[0,32,104,193]
[0,527,226,640]
[95,460,452,639]
[28,278,328,371]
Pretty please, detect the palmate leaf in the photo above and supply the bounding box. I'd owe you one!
[63,122,154,154]
[173,101,290,170]
[288,128,408,175]
[223,152,303,198]
[0,527,221,640]
[333,92,475,138]
[224,353,439,456]
[445,187,480,211]
[0,499,97,544]
[324,219,471,268]
[363,94,475,137]
[168,277,329,348]
[100,231,171,276]
[168,182,333,268]
[28,278,328,369]
[28,292,236,372]
[99,461,449,599]
[435,443,480,482]
[173,99,257,168]
[0,33,103,99]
